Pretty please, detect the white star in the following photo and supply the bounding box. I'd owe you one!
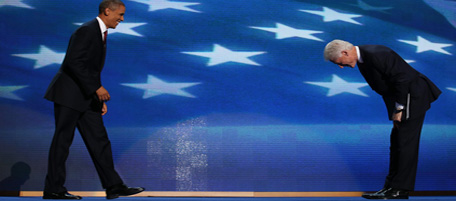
[130,0,201,13]
[74,22,147,37]
[108,22,147,37]
[350,0,392,13]
[398,36,453,55]
[448,87,456,92]
[305,74,369,97]
[12,45,65,69]
[121,75,201,99]
[182,44,266,66]
[249,23,324,41]
[0,85,28,101]
[405,60,415,64]
[0,0,34,9]
[300,7,363,25]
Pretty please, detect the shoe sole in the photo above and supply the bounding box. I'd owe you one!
[107,194,119,200]
[362,195,409,200]
[106,190,144,199]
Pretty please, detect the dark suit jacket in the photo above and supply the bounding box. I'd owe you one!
[45,19,106,112]
[357,45,441,120]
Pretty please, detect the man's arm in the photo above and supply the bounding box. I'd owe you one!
[375,49,416,107]
[96,86,110,102]
[64,25,102,97]
[386,54,410,104]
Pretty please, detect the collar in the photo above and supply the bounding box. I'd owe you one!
[355,46,363,63]
[96,17,107,34]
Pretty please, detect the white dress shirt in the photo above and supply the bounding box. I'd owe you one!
[96,17,108,41]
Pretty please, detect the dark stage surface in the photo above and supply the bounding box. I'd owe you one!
[1,197,456,201]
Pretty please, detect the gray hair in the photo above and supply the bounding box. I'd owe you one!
[99,0,125,14]
[324,39,354,61]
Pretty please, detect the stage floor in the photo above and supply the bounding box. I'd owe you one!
[1,197,456,201]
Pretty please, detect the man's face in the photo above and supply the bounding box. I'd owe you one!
[330,50,357,69]
[104,5,125,29]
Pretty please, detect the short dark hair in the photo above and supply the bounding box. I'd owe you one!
[99,0,125,14]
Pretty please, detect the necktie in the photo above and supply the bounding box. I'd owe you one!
[103,31,107,44]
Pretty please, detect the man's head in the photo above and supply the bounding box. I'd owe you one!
[324,39,358,68]
[98,0,125,29]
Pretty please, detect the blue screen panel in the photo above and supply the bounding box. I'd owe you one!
[0,0,455,192]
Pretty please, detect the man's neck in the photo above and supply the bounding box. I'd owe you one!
[96,16,108,33]
[355,46,363,63]
[97,15,108,29]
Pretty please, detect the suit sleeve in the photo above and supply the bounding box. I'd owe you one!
[374,50,416,105]
[63,26,102,97]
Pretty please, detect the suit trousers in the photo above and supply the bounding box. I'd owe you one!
[384,113,426,191]
[44,103,123,193]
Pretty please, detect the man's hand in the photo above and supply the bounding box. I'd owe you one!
[96,86,110,102]
[102,102,108,116]
[392,111,402,122]
[392,111,402,128]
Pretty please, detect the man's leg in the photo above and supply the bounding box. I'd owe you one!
[388,114,426,191]
[76,108,123,189]
[44,104,80,193]
[384,126,399,189]
[363,114,426,199]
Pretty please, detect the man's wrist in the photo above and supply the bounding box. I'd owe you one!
[394,108,404,114]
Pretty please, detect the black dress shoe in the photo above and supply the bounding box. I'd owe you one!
[106,184,145,199]
[362,188,389,199]
[43,192,82,199]
[363,188,409,199]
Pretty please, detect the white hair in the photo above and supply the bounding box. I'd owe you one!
[324,39,354,61]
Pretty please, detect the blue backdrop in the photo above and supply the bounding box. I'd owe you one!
[0,0,455,192]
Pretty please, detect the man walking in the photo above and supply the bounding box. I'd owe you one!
[43,0,144,199]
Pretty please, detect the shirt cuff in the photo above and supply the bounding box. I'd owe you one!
[395,102,404,110]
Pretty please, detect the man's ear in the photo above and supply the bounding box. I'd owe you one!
[341,50,348,56]
[104,8,110,16]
